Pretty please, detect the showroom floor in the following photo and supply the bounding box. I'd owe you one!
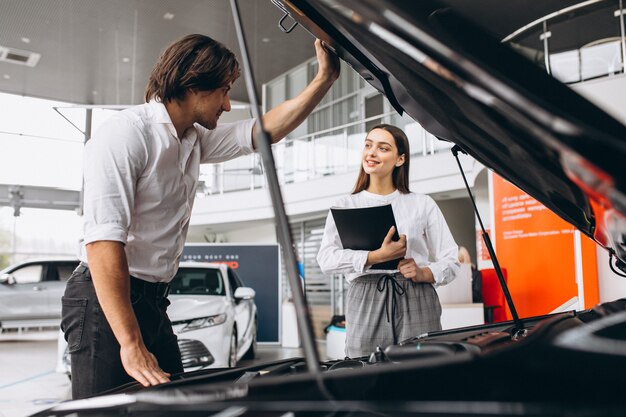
[0,329,307,417]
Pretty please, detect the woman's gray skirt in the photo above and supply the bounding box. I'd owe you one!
[345,273,442,358]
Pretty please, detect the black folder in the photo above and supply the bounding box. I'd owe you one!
[330,204,402,270]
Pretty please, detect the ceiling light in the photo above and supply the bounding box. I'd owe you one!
[261,37,270,43]
[92,90,98,95]
[122,57,130,63]
[3,74,10,79]
[163,12,175,20]
[21,37,31,44]
[0,45,41,67]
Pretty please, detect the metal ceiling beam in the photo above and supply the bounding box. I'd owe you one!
[0,184,81,216]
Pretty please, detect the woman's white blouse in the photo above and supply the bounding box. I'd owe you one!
[317,190,460,286]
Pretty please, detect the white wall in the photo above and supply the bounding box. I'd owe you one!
[571,75,626,303]
[571,74,626,124]
[437,198,476,260]
[226,223,277,243]
[596,246,626,302]
[187,221,277,244]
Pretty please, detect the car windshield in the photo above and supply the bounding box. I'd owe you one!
[170,268,225,296]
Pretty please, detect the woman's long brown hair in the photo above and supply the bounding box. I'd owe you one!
[352,124,411,194]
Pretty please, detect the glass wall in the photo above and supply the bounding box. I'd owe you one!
[283,217,344,339]
[0,94,123,266]
[205,58,452,195]
[508,0,625,84]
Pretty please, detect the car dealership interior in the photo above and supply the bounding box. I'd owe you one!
[1,1,626,416]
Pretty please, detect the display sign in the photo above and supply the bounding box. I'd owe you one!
[182,244,280,343]
[490,173,599,319]
[476,229,492,262]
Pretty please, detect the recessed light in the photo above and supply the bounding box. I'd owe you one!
[21,37,31,44]
[261,37,271,43]
[3,74,10,79]
[92,90,98,95]
[122,57,130,63]
[163,12,175,20]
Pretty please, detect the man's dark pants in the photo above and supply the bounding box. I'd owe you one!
[61,264,183,399]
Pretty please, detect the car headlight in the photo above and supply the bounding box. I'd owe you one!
[175,313,227,333]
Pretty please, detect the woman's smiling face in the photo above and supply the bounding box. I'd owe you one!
[362,128,405,178]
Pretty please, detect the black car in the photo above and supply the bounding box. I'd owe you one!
[34,1,626,416]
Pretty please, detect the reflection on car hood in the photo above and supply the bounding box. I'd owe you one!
[275,0,626,265]
[167,296,227,321]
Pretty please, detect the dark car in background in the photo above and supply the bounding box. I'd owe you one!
[33,1,626,416]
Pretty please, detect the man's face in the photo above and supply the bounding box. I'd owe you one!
[190,84,232,130]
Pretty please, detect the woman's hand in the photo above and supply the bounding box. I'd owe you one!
[367,226,406,266]
[398,258,435,283]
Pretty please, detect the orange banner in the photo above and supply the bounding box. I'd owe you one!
[476,229,491,262]
[490,173,598,319]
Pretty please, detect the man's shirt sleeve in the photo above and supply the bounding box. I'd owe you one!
[82,117,148,245]
[199,119,256,163]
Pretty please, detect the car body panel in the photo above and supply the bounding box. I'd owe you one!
[222,265,256,358]
[168,296,228,320]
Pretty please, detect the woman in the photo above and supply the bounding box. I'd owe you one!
[317,124,460,357]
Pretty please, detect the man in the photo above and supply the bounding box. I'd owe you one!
[61,34,339,399]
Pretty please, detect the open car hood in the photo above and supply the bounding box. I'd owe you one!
[274,0,626,266]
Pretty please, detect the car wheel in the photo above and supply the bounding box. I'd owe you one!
[228,330,237,368]
[242,319,257,360]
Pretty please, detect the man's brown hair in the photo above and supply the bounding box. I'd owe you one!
[145,34,240,103]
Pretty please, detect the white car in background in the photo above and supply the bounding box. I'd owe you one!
[57,262,257,376]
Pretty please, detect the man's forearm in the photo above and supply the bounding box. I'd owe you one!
[85,240,170,386]
[86,241,143,347]
[260,73,335,143]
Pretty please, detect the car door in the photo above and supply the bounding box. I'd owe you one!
[43,261,79,319]
[0,262,47,321]
[226,267,253,349]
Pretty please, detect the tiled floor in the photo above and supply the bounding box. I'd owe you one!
[0,330,315,417]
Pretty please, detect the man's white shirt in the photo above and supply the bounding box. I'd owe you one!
[80,100,255,282]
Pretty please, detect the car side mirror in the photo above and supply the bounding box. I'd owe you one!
[234,287,255,300]
[0,273,16,285]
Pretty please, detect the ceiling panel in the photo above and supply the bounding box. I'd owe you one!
[0,0,315,105]
[0,0,589,106]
